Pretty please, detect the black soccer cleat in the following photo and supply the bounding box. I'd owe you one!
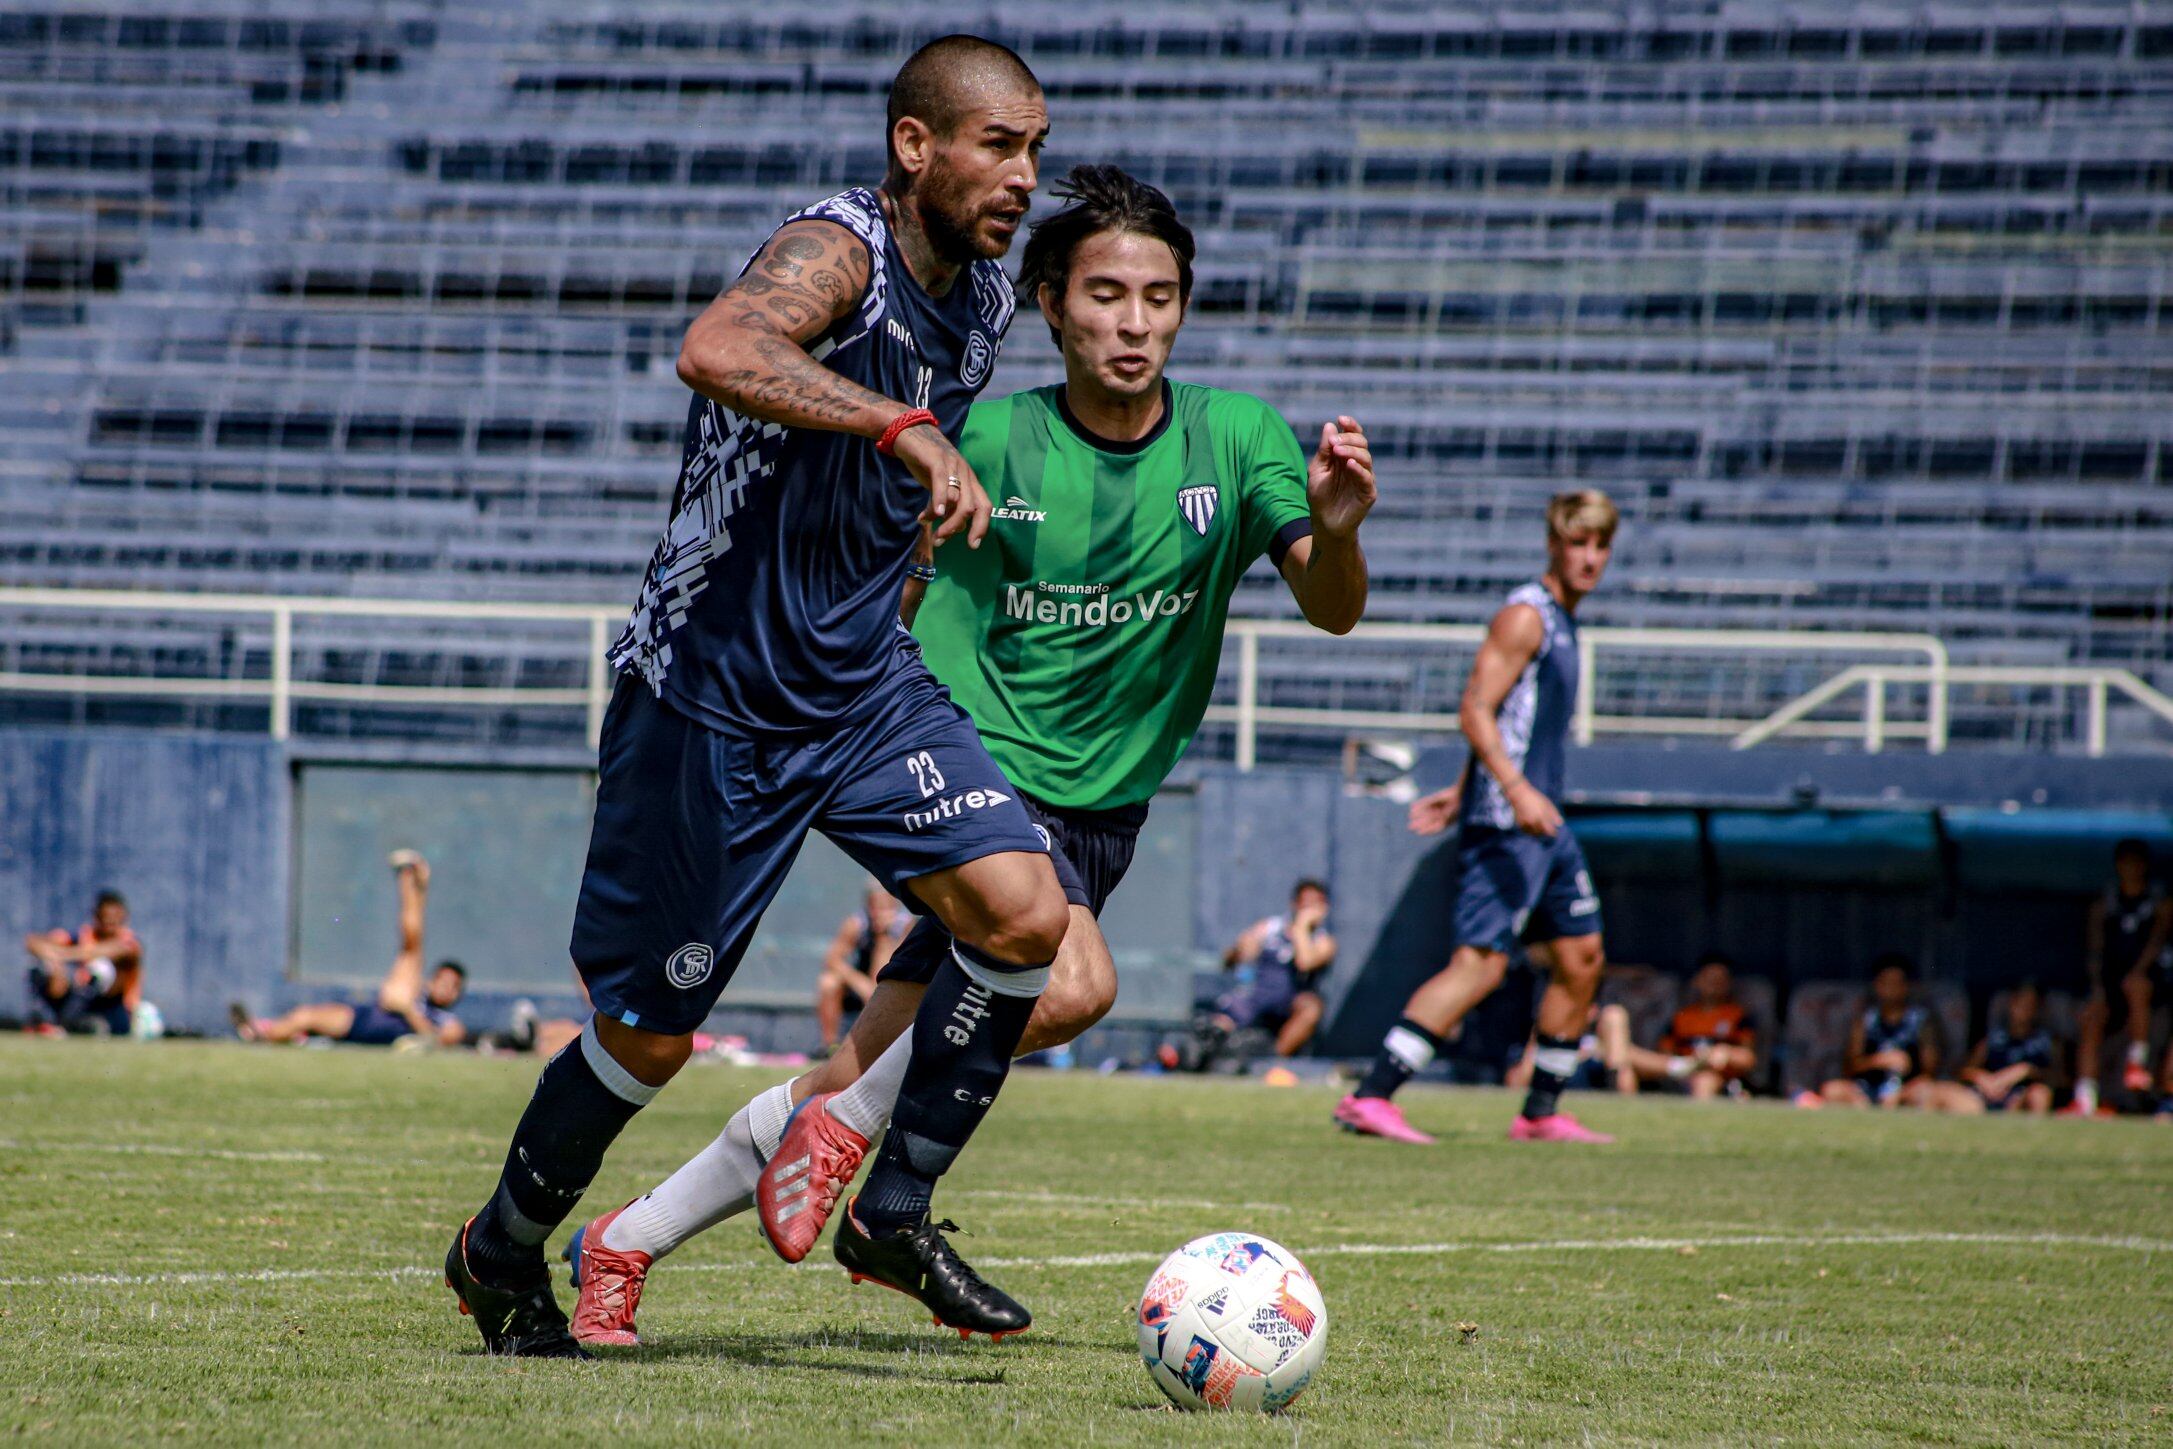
[443,1219,591,1359]
[832,1202,1032,1342]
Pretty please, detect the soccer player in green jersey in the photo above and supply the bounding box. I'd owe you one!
[563,166,1375,1343]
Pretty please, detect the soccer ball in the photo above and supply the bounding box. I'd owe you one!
[1136,1232,1327,1413]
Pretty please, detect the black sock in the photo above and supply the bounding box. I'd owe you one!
[1521,1033,1581,1120]
[465,1025,657,1283]
[1356,1016,1444,1101]
[856,945,1044,1237]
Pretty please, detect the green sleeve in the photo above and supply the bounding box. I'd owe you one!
[956,396,1009,490]
[1229,394,1313,567]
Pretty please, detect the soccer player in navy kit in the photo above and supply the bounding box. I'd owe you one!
[1339,491,1620,1145]
[443,36,1065,1356]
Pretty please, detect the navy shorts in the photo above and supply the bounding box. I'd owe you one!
[1218,974,1301,1032]
[571,669,1049,1036]
[343,1003,414,1046]
[879,794,1150,987]
[1451,824,1603,953]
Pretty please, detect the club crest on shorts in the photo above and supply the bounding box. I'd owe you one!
[1177,484,1219,536]
[664,942,714,989]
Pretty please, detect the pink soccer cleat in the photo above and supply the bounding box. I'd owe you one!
[755,1092,869,1263]
[1333,1094,1436,1144]
[563,1200,651,1347]
[1509,1112,1614,1144]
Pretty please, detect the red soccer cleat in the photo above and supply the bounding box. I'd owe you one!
[564,1201,652,1347]
[1509,1112,1615,1144]
[755,1092,869,1263]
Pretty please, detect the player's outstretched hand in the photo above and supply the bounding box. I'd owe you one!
[1508,781,1563,839]
[1306,415,1376,539]
[1407,784,1462,837]
[894,423,991,549]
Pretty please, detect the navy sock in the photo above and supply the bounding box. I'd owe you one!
[466,1023,658,1282]
[1356,1016,1444,1101]
[856,945,1045,1237]
[1520,1033,1582,1120]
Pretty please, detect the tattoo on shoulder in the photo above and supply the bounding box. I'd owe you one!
[718,221,869,342]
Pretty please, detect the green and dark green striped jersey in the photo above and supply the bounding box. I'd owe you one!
[914,380,1313,811]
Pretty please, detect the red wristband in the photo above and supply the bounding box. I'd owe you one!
[875,408,938,457]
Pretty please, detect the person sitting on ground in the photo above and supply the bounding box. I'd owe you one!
[1167,879,1338,1071]
[1929,981,2057,1115]
[23,890,143,1036]
[1216,878,1336,1057]
[816,880,907,1052]
[230,851,467,1048]
[2071,837,2171,1114]
[1802,954,1941,1108]
[1599,953,1757,1099]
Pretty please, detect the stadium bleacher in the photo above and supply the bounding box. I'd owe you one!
[2,2,2169,751]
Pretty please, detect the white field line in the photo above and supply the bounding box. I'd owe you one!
[2,1230,2163,1292]
[0,1138,325,1164]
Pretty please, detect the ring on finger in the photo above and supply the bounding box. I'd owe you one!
[944,476,961,491]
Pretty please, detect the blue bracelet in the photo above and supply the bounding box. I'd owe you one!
[905,562,937,583]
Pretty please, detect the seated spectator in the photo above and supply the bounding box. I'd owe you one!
[1929,981,2057,1115]
[2071,838,2171,1113]
[22,890,143,1036]
[1598,953,1758,1099]
[230,851,467,1048]
[817,880,906,1051]
[1801,954,1941,1108]
[1507,1001,1611,1094]
[1164,879,1337,1072]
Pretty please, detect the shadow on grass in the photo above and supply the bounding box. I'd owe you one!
[615,1325,1088,1381]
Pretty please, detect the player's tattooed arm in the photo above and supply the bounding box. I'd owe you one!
[677,219,992,546]
[677,220,895,431]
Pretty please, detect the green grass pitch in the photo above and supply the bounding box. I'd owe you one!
[2,1037,2168,1444]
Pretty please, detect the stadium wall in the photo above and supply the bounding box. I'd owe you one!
[8,731,2171,1049]
[1,728,287,1035]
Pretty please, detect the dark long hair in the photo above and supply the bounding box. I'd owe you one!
[1017,164,1195,339]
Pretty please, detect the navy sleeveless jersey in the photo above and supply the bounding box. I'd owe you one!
[1463,581,1581,832]
[1862,1005,1928,1072]
[2104,882,2170,975]
[609,187,1017,735]
[1983,1024,2053,1075]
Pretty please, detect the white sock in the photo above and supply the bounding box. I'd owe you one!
[602,1081,796,1259]
[2075,1077,2099,1110]
[2127,1041,2149,1067]
[827,1034,912,1140]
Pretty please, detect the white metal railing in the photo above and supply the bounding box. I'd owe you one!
[3,587,2170,758]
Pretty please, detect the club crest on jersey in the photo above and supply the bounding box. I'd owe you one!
[961,330,993,388]
[1177,484,1219,536]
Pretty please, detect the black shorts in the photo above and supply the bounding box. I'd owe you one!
[878,793,1150,986]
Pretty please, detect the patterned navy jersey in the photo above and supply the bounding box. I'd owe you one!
[2103,881,2171,975]
[1982,1024,2053,1075]
[1253,913,1328,995]
[1463,581,1581,831]
[610,187,1016,735]
[1862,1004,1929,1073]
